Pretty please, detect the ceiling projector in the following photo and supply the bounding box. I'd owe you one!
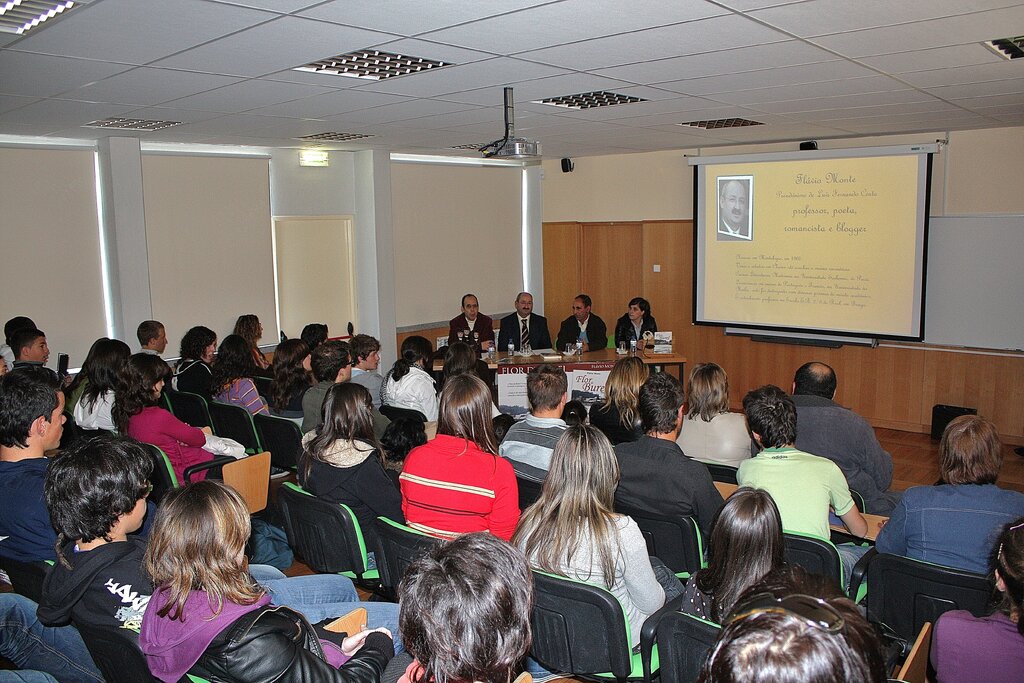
[480,87,541,159]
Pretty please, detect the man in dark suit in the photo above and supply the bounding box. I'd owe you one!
[447,293,494,352]
[555,294,608,352]
[498,292,552,352]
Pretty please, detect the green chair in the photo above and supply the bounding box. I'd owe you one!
[374,517,441,600]
[614,503,705,579]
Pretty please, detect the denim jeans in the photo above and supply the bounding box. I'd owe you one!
[0,593,103,683]
[248,565,403,653]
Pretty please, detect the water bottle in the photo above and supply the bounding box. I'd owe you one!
[508,342,515,358]
[630,339,637,356]
[488,344,495,361]
[473,331,480,350]
[575,340,583,356]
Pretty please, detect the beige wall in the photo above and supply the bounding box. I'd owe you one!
[945,127,1024,214]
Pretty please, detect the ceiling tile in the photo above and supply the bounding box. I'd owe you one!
[162,79,335,112]
[297,0,553,36]
[61,67,244,107]
[926,78,1024,100]
[0,51,133,97]
[0,97,132,125]
[900,62,1024,89]
[858,44,1000,73]
[322,99,480,126]
[0,94,39,114]
[749,89,936,114]
[710,75,913,105]
[246,89,411,118]
[656,61,872,96]
[352,57,563,98]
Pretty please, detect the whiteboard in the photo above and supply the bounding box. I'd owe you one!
[924,215,1024,350]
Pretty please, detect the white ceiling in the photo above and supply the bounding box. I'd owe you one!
[1,0,1023,157]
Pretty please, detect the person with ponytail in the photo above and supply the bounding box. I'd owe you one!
[381,336,437,422]
[931,517,1024,683]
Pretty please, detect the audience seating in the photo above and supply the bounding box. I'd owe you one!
[703,463,738,485]
[164,389,213,430]
[615,502,705,579]
[76,624,159,683]
[374,517,440,600]
[783,530,845,592]
[0,556,49,603]
[145,442,267,514]
[254,375,272,400]
[529,569,661,683]
[850,549,993,650]
[59,410,83,450]
[849,488,867,513]
[516,475,543,510]
[652,609,720,683]
[894,622,932,683]
[254,413,303,471]
[379,405,427,423]
[207,401,263,453]
[277,482,378,585]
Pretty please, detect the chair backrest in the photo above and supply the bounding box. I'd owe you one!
[380,404,427,423]
[278,483,371,576]
[783,531,844,590]
[144,443,179,504]
[703,463,738,485]
[655,611,721,683]
[849,488,866,513]
[516,476,543,511]
[865,552,993,645]
[0,556,49,603]
[59,409,83,450]
[254,413,303,471]
[374,517,440,596]
[77,625,158,683]
[615,503,705,578]
[254,375,272,399]
[164,389,213,429]
[208,401,262,452]
[895,622,933,683]
[529,570,634,679]
[222,451,270,514]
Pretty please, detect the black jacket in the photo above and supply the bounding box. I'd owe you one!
[590,403,642,446]
[497,313,552,351]
[614,314,658,347]
[555,314,608,352]
[190,605,394,683]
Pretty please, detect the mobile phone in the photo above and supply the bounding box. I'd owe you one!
[324,607,367,635]
[57,353,70,377]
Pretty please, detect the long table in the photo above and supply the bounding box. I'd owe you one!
[713,481,888,541]
[433,347,687,379]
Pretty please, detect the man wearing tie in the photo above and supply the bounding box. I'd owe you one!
[555,294,608,352]
[498,292,552,352]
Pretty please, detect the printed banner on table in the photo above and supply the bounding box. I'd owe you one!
[497,361,614,418]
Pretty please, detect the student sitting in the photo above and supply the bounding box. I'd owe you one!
[382,336,438,422]
[268,338,312,419]
[139,481,395,682]
[212,334,270,416]
[379,417,426,486]
[0,593,101,683]
[590,356,647,445]
[233,314,270,370]
[173,326,217,400]
[10,328,50,370]
[71,338,131,432]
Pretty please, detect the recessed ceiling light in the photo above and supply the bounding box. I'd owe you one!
[679,118,764,129]
[984,36,1024,60]
[534,91,647,110]
[0,0,76,35]
[296,132,375,142]
[83,117,181,131]
[294,49,452,81]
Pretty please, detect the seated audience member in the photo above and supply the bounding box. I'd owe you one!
[789,362,899,514]
[0,357,7,376]
[448,293,495,352]
[514,424,683,646]
[267,338,312,419]
[233,313,269,370]
[0,367,65,562]
[876,415,1024,573]
[614,372,724,539]
[172,326,217,400]
[1,315,36,366]
[400,375,519,540]
[300,322,329,353]
[556,293,608,353]
[738,385,868,585]
[39,436,154,642]
[136,320,167,356]
[396,533,531,683]
[11,328,49,370]
[211,334,270,416]
[71,338,130,431]
[499,364,568,481]
[302,340,352,434]
[590,356,647,445]
[614,297,657,348]
[497,292,551,352]
[139,481,395,683]
[116,353,211,483]
[931,518,1024,683]
[492,413,515,444]
[682,487,785,623]
[678,362,751,469]
[349,334,384,407]
[699,567,887,683]
[561,399,588,426]
[379,418,427,487]
[382,336,438,422]
[1,592,103,682]
[440,341,494,404]
[300,383,404,548]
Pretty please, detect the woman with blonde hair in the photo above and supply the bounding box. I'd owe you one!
[678,362,751,468]
[513,424,683,646]
[139,481,395,683]
[590,356,648,444]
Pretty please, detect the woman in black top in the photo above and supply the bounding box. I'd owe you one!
[268,338,313,418]
[173,326,217,400]
[614,296,657,348]
[590,356,647,445]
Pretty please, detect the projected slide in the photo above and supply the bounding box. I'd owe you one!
[692,148,930,340]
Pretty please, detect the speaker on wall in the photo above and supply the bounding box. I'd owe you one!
[799,141,818,151]
[560,158,574,173]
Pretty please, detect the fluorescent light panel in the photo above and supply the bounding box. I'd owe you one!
[535,91,647,110]
[0,0,75,34]
[295,49,452,81]
[680,118,764,129]
[297,132,374,142]
[84,117,181,131]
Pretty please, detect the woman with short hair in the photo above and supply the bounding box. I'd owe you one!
[614,296,657,348]
[678,362,751,468]
[173,326,217,400]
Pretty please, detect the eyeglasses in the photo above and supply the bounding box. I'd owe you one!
[729,593,845,634]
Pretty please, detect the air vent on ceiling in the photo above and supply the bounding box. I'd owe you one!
[535,91,647,109]
[984,36,1024,60]
[83,117,181,131]
[680,118,764,129]
[296,132,375,142]
[0,0,76,34]
[294,49,452,80]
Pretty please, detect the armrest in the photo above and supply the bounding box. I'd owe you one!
[640,592,686,683]
[183,456,235,482]
[848,546,878,602]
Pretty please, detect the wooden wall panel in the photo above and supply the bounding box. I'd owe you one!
[543,222,583,344]
[581,222,643,339]
[544,219,1024,444]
